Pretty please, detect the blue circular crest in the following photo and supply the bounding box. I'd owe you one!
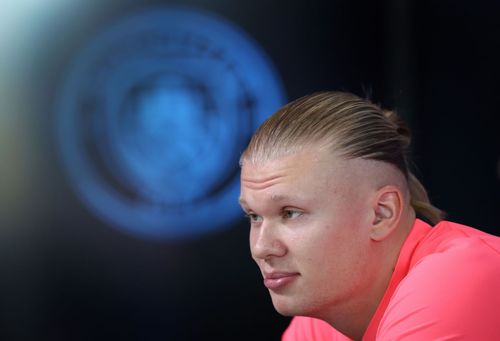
[55,6,286,239]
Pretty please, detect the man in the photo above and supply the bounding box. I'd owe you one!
[238,91,500,340]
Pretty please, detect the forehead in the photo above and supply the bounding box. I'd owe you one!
[240,149,354,198]
[242,150,322,181]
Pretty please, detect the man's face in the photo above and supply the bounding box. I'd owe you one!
[239,149,378,319]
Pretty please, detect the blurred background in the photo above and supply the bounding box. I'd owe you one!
[1,0,499,340]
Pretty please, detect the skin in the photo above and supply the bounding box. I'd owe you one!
[239,147,415,340]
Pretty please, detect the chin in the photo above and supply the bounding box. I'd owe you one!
[270,294,304,317]
[274,305,297,317]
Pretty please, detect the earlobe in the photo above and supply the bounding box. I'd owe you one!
[370,187,402,241]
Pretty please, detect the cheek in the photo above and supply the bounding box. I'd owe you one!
[293,224,341,266]
[303,233,370,303]
[299,220,368,275]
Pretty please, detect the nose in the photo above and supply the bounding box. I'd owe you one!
[250,220,287,260]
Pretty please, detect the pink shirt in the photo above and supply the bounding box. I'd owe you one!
[282,219,500,340]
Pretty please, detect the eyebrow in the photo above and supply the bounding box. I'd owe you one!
[238,194,298,208]
[270,194,290,202]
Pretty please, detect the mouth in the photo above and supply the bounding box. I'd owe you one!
[263,272,300,290]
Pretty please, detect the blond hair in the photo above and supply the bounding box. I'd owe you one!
[241,91,443,224]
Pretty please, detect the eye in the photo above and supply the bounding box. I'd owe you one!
[283,209,302,219]
[245,213,263,223]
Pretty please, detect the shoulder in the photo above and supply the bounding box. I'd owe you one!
[413,220,500,260]
[378,221,500,340]
[282,316,351,341]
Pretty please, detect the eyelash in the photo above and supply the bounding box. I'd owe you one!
[245,213,262,222]
[244,209,303,223]
[283,209,302,219]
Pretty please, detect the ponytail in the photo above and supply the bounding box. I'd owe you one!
[384,109,444,225]
[408,172,444,225]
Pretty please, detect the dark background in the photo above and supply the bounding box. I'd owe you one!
[1,1,498,340]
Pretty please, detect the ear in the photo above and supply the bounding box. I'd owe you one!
[370,185,403,241]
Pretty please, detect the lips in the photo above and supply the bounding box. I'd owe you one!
[263,272,300,290]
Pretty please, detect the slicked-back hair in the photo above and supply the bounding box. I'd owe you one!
[241,91,443,224]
